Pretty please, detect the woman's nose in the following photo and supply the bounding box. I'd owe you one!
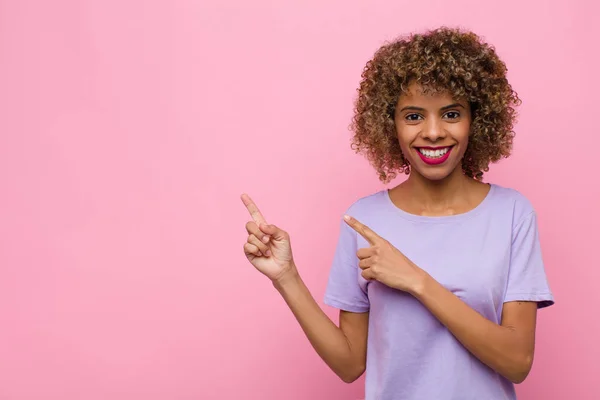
[422,120,446,141]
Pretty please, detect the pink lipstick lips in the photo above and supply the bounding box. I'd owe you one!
[416,146,453,165]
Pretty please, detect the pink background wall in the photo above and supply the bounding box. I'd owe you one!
[1,1,599,399]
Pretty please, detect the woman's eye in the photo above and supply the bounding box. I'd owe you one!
[444,111,460,119]
[405,113,423,121]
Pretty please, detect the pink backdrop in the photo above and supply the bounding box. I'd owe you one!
[1,1,599,399]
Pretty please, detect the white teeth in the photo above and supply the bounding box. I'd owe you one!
[419,147,450,158]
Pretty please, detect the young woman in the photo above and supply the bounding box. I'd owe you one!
[241,27,553,400]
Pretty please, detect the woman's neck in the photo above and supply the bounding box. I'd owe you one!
[396,167,486,216]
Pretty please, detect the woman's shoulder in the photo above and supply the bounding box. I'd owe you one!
[340,184,538,226]
[342,190,389,217]
[488,183,537,222]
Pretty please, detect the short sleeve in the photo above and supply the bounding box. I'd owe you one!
[323,217,370,313]
[504,211,554,308]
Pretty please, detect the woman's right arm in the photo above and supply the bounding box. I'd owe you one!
[274,270,368,383]
[240,194,367,383]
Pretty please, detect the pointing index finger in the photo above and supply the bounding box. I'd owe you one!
[344,215,380,245]
[241,193,267,225]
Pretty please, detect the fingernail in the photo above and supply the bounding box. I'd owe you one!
[262,236,270,243]
[265,250,271,257]
[343,215,350,221]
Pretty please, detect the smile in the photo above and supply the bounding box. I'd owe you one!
[415,146,453,165]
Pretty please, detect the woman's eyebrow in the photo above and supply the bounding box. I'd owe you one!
[398,103,465,113]
[440,103,465,111]
[398,106,425,112]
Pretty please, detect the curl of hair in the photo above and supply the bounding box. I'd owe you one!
[350,27,521,183]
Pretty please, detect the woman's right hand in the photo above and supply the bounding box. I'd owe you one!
[241,194,297,283]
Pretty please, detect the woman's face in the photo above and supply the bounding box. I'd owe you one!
[394,83,472,182]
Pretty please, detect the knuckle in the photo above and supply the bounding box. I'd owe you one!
[251,236,265,247]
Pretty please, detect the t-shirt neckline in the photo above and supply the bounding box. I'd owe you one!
[383,183,496,223]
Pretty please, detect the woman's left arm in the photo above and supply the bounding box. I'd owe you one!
[343,214,539,384]
[414,276,537,384]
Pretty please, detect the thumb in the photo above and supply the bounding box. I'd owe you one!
[259,223,287,241]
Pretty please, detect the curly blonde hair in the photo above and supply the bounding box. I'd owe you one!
[350,27,521,183]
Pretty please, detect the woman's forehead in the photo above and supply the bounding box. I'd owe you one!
[397,84,463,106]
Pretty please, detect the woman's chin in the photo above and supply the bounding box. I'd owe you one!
[420,171,453,182]
[411,163,462,182]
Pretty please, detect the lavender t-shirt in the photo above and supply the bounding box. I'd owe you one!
[324,184,554,400]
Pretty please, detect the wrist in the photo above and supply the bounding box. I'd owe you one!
[272,265,301,291]
[409,267,431,299]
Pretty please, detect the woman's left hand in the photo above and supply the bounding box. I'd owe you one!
[343,215,428,295]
